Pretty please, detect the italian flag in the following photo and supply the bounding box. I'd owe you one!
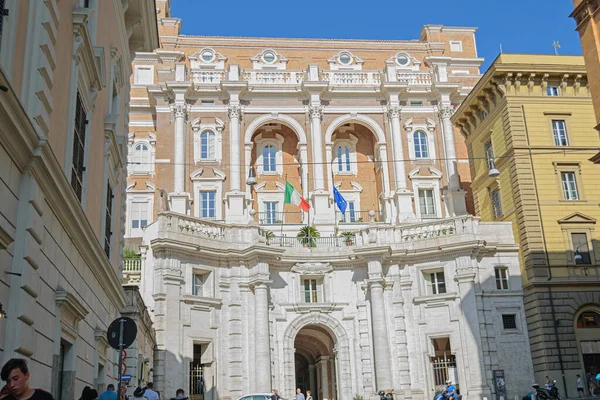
[284,181,310,212]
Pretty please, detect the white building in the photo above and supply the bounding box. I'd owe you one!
[123,3,535,399]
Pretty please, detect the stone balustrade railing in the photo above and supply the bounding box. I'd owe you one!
[124,258,142,272]
[191,70,225,84]
[157,213,498,252]
[397,71,432,86]
[320,70,382,85]
[242,70,305,84]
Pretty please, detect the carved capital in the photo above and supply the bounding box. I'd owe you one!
[309,105,323,121]
[227,105,242,120]
[438,105,455,119]
[171,103,189,120]
[387,106,401,120]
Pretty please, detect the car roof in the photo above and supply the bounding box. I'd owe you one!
[237,394,273,399]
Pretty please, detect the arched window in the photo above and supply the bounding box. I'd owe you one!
[577,311,600,328]
[133,143,150,173]
[414,131,429,159]
[337,145,351,172]
[263,144,276,172]
[200,131,215,160]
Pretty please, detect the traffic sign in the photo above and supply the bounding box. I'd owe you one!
[107,317,137,350]
[121,374,132,382]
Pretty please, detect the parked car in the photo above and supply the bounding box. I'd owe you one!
[237,394,274,400]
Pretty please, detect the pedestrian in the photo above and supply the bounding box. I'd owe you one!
[1,358,54,400]
[144,383,158,400]
[133,388,147,400]
[271,389,281,400]
[545,376,552,391]
[577,375,584,398]
[295,388,305,400]
[306,390,313,400]
[120,386,129,400]
[79,386,99,400]
[169,389,188,400]
[99,385,118,400]
[587,372,597,396]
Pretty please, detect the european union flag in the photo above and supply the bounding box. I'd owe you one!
[333,186,347,214]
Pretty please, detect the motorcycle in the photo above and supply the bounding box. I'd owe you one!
[532,380,561,400]
[432,389,462,400]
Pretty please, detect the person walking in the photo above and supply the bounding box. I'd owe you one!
[133,388,147,400]
[144,384,158,400]
[169,389,188,400]
[305,390,313,400]
[120,386,129,400]
[1,358,54,400]
[271,390,281,400]
[295,388,305,400]
[587,372,597,396]
[577,375,585,398]
[99,385,118,400]
[79,386,99,400]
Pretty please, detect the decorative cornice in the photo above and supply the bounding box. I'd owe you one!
[291,262,333,275]
[55,288,89,322]
[170,102,190,120]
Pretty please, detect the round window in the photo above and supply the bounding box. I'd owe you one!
[396,53,410,66]
[201,50,215,63]
[339,53,352,65]
[262,51,276,63]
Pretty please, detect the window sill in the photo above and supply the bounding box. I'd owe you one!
[334,171,356,176]
[413,292,458,304]
[280,302,349,313]
[130,171,152,176]
[558,199,586,203]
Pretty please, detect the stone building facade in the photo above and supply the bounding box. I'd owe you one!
[124,3,536,400]
[0,0,157,399]
[453,54,600,398]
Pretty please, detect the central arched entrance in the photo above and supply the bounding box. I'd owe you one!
[283,314,353,400]
[294,325,337,400]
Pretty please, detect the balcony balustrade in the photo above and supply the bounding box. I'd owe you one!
[335,210,380,224]
[243,70,304,84]
[397,71,432,86]
[124,258,142,272]
[191,70,225,84]
[320,70,382,85]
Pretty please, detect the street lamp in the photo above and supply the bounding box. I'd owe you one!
[246,166,257,186]
[574,243,589,263]
[0,302,6,319]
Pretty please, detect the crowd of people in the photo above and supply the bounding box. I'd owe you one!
[0,358,191,400]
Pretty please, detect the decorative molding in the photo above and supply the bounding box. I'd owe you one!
[438,105,455,119]
[387,106,401,120]
[55,288,89,336]
[227,105,242,120]
[291,262,333,275]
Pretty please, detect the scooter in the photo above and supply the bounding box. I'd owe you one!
[432,389,462,400]
[532,381,561,400]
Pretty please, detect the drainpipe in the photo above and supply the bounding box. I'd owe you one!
[522,106,568,395]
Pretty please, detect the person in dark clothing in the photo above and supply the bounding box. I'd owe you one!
[271,390,281,400]
[79,387,99,400]
[169,389,188,400]
[1,358,54,400]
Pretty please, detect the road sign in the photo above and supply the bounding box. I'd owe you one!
[107,317,137,350]
[121,374,132,382]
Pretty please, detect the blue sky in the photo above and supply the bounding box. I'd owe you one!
[172,0,582,71]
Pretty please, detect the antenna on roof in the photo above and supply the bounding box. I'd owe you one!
[553,40,561,55]
[499,43,503,54]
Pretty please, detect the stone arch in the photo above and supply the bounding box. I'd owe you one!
[282,313,353,400]
[244,114,307,145]
[325,114,386,144]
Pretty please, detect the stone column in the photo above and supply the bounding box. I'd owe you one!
[309,106,325,190]
[308,105,333,224]
[319,356,330,400]
[225,105,247,223]
[369,279,393,391]
[439,105,467,216]
[229,106,242,191]
[169,103,191,214]
[308,365,317,395]
[254,281,272,392]
[387,106,415,222]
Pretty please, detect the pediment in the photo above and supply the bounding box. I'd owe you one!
[557,212,596,224]
[409,166,442,179]
[291,262,333,275]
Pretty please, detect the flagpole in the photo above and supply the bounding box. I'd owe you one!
[281,174,287,238]
[307,170,310,247]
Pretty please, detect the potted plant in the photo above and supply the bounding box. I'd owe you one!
[341,231,354,246]
[265,230,275,245]
[297,225,320,248]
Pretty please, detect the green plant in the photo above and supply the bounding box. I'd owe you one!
[353,395,364,400]
[124,249,140,259]
[341,231,355,244]
[297,225,320,247]
[265,230,275,245]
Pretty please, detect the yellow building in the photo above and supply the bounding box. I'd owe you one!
[452,54,600,398]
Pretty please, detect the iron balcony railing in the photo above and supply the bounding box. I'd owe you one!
[266,235,356,248]
[257,211,304,225]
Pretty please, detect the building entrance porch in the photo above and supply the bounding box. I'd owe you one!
[294,325,338,400]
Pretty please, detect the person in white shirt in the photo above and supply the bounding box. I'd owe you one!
[144,383,158,400]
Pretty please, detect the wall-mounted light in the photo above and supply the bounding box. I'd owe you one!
[488,167,500,178]
[0,302,6,319]
[246,166,257,186]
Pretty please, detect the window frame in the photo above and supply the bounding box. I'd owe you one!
[490,187,503,219]
[254,133,284,176]
[494,267,509,290]
[551,119,569,146]
[200,130,216,160]
[547,86,559,96]
[103,181,114,258]
[561,171,579,200]
[199,191,217,219]
[192,273,204,296]
[332,136,358,176]
[71,91,88,202]
[449,40,463,52]
[502,314,517,330]
[426,271,446,295]
[264,201,279,224]
[571,232,592,265]
[302,278,324,303]
[413,130,430,159]
[418,189,437,219]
